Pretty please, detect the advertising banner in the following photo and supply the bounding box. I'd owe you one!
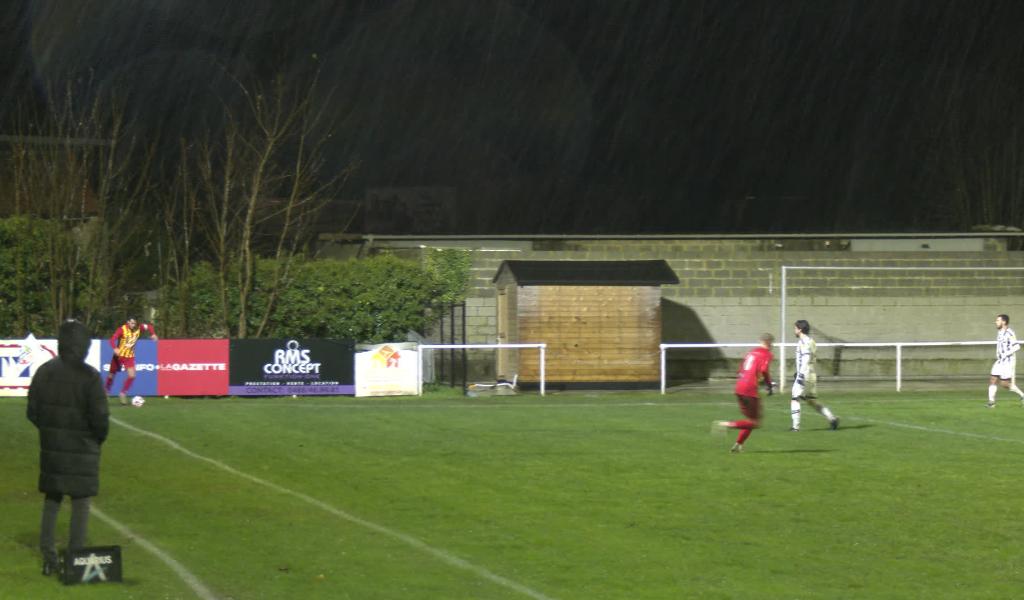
[156,339,229,396]
[1,336,102,397]
[86,339,102,372]
[355,343,419,397]
[0,335,57,396]
[101,340,157,397]
[229,339,355,396]
[61,545,123,585]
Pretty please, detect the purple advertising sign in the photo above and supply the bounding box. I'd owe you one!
[100,340,157,397]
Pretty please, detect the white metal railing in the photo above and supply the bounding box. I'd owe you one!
[779,265,1024,394]
[659,341,996,394]
[417,343,547,396]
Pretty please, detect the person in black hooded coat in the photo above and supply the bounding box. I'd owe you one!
[26,319,108,576]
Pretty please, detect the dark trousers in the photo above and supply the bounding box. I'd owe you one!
[40,492,91,563]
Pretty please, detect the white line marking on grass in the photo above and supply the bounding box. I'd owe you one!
[211,395,947,412]
[111,417,557,600]
[91,506,218,600]
[849,417,1024,444]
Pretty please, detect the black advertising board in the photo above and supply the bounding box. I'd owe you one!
[62,546,122,585]
[229,339,355,396]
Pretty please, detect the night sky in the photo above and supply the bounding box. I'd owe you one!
[2,1,1023,234]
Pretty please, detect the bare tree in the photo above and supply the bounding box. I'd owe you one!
[156,138,201,336]
[913,43,1024,232]
[937,97,1024,229]
[182,71,356,337]
[6,87,155,330]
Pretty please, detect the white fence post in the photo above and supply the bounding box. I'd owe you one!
[780,266,788,393]
[896,344,902,392]
[416,343,547,396]
[660,345,666,395]
[539,346,546,396]
[416,349,423,396]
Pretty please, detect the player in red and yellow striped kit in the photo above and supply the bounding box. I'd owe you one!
[105,317,158,405]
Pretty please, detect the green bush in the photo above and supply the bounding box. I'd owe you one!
[0,217,59,337]
[423,248,471,305]
[0,216,162,337]
[161,254,444,342]
[159,260,234,338]
[2,213,463,342]
[267,254,442,341]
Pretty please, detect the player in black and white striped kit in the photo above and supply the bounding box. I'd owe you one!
[986,314,1024,408]
[790,320,839,431]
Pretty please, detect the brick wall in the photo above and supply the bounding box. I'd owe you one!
[341,236,1024,383]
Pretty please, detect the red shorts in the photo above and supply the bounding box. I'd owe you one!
[736,394,762,420]
[109,355,136,372]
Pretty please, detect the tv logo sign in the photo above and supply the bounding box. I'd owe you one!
[0,335,59,396]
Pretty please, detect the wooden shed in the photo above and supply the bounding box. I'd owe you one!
[492,260,679,387]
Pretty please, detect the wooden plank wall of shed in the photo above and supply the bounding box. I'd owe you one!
[515,285,662,382]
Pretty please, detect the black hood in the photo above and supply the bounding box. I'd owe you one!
[58,320,91,364]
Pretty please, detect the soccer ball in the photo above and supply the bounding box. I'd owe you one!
[131,395,145,407]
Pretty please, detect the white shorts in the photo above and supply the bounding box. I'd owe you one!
[991,359,1016,381]
[791,372,818,399]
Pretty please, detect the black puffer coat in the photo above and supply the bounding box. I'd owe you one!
[26,320,109,497]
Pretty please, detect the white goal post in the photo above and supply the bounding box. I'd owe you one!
[659,340,994,394]
[416,343,547,396]
[779,265,1024,392]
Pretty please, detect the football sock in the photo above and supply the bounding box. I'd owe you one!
[988,384,997,403]
[121,375,136,394]
[820,406,836,421]
[732,419,757,429]
[737,428,752,444]
[790,400,801,429]
[1009,383,1024,399]
[105,374,114,393]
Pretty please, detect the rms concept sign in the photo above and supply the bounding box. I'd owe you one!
[228,339,354,395]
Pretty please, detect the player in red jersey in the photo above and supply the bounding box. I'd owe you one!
[105,317,158,405]
[714,333,775,453]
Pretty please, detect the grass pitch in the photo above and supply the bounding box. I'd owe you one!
[2,387,1023,599]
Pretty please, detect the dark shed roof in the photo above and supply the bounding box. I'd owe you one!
[493,260,679,286]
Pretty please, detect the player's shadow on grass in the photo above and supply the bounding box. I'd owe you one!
[14,531,35,549]
[790,424,874,432]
